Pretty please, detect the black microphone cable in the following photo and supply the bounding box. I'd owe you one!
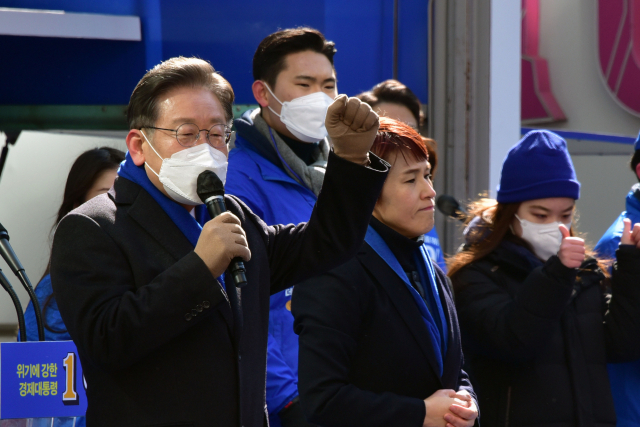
[0,222,45,341]
[0,267,26,342]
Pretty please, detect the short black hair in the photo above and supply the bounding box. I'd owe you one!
[631,150,640,181]
[127,57,234,130]
[253,27,336,89]
[356,79,424,126]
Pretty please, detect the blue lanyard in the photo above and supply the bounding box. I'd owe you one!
[364,226,448,375]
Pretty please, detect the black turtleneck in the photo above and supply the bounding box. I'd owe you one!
[276,131,319,166]
[370,216,427,298]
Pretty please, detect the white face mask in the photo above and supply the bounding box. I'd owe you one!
[264,83,334,143]
[515,215,571,261]
[141,130,228,206]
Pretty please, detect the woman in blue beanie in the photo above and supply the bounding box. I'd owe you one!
[448,130,640,426]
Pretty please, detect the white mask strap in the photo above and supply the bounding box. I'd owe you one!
[140,130,162,178]
[263,83,284,118]
[144,162,160,178]
[141,130,165,161]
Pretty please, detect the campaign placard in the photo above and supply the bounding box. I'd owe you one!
[1,341,87,419]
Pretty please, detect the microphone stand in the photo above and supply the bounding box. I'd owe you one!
[0,267,26,342]
[0,227,45,341]
[16,269,43,340]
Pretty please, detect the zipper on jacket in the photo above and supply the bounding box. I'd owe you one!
[504,386,512,427]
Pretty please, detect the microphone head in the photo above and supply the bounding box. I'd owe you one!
[436,195,467,220]
[197,171,225,203]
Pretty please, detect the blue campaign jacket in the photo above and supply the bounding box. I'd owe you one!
[226,109,447,426]
[595,183,640,427]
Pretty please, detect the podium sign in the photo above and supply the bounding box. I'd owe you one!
[0,341,87,419]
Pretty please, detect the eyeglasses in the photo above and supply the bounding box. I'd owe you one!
[141,123,232,148]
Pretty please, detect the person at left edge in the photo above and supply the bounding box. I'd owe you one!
[50,56,387,427]
[226,27,338,427]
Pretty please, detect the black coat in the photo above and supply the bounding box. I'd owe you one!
[292,240,476,427]
[50,152,387,427]
[452,242,640,427]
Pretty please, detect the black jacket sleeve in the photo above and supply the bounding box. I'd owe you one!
[453,255,576,363]
[264,151,388,294]
[51,213,226,371]
[292,264,426,427]
[604,245,640,362]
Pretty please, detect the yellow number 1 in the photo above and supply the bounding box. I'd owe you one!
[62,352,79,405]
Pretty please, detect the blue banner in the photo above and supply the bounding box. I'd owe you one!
[1,341,87,419]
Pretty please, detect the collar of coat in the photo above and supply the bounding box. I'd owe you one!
[232,108,330,196]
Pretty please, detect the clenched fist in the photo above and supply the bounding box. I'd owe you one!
[325,95,379,165]
[558,224,585,269]
[194,211,251,278]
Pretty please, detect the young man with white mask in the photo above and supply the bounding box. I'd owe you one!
[50,56,388,427]
[226,28,340,427]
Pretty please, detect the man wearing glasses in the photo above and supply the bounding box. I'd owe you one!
[50,56,387,427]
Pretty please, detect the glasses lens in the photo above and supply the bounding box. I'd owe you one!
[208,124,230,147]
[176,124,199,147]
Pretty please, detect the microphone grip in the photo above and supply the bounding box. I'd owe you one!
[203,196,249,288]
[0,269,26,342]
[229,258,248,288]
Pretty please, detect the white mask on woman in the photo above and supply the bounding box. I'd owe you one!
[515,215,571,261]
[264,83,334,143]
[142,131,228,206]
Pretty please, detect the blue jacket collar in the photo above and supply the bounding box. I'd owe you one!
[234,109,283,170]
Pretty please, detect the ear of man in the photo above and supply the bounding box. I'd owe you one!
[251,80,270,108]
[126,129,146,166]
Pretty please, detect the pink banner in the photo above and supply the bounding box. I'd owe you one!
[598,0,640,116]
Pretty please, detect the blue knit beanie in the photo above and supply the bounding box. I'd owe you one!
[496,130,580,204]
[634,130,640,151]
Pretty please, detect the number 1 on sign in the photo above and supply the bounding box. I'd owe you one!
[62,352,79,405]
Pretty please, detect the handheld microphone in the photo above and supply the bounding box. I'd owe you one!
[196,171,248,288]
[0,222,45,341]
[436,195,469,222]
[0,268,26,342]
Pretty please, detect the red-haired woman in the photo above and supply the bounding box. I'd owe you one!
[449,130,640,427]
[292,117,478,427]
